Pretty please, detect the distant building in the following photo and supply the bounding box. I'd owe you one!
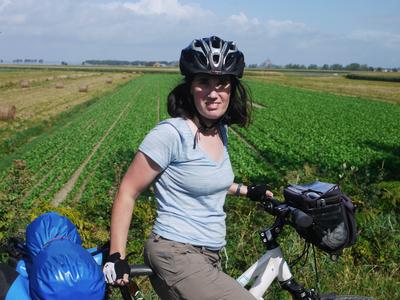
[260,58,273,68]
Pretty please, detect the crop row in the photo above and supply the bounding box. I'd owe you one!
[65,75,180,214]
[0,76,172,206]
[235,80,400,181]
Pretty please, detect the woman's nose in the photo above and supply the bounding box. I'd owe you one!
[207,89,219,98]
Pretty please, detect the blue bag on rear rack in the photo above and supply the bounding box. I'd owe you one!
[25,212,105,300]
[283,181,357,255]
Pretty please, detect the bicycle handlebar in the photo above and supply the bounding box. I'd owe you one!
[261,196,313,228]
[129,264,153,277]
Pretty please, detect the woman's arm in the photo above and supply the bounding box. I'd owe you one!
[109,151,161,259]
[227,182,248,197]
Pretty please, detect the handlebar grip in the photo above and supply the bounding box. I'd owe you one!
[290,208,313,228]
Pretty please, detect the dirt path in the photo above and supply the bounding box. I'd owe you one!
[51,88,142,206]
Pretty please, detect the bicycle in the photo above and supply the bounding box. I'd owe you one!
[1,195,372,300]
[116,195,372,300]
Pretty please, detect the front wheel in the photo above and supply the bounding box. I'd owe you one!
[320,294,373,300]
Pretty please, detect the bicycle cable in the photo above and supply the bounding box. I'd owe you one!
[289,241,310,268]
[312,245,320,291]
[289,242,322,294]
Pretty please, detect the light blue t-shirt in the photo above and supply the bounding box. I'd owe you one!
[138,117,234,250]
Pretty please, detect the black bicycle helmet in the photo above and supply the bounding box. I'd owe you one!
[180,36,245,78]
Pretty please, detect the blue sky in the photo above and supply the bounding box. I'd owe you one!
[1,0,399,67]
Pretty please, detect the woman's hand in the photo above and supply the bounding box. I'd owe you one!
[103,252,130,285]
[246,184,273,201]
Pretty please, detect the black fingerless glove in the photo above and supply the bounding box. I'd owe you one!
[246,184,269,201]
[107,252,130,280]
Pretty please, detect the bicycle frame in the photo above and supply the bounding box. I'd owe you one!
[237,246,292,300]
[234,200,316,300]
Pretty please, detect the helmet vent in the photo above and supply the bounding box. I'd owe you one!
[211,38,220,49]
[198,55,207,67]
[225,53,234,66]
[213,54,220,64]
[194,40,202,48]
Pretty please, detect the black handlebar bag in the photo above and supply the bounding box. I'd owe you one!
[284,181,357,255]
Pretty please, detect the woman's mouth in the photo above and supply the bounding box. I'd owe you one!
[205,102,220,109]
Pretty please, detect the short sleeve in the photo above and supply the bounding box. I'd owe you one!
[139,123,181,170]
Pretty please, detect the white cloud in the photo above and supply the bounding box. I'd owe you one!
[349,30,400,48]
[0,0,11,11]
[228,12,260,27]
[265,19,308,37]
[122,0,200,18]
[0,0,214,40]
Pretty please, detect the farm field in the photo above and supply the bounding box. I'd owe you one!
[0,68,135,148]
[0,71,399,299]
[247,71,400,104]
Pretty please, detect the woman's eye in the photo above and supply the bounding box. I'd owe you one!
[216,80,231,89]
[217,79,229,86]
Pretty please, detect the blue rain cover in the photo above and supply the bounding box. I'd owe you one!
[26,212,82,258]
[29,239,105,300]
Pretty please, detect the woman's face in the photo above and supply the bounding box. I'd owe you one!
[190,74,231,121]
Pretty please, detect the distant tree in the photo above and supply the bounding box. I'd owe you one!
[24,59,37,63]
[322,64,329,70]
[368,66,375,71]
[307,64,318,70]
[330,64,343,70]
[392,68,398,72]
[285,63,305,69]
[248,64,258,68]
[38,59,43,63]
[345,63,361,71]
[61,61,68,66]
[285,63,293,69]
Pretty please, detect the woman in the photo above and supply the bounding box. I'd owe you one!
[103,36,273,300]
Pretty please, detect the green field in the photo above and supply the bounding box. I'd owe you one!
[0,71,399,299]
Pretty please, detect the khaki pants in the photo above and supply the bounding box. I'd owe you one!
[144,234,256,300]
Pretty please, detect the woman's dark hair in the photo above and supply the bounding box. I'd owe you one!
[167,75,252,127]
